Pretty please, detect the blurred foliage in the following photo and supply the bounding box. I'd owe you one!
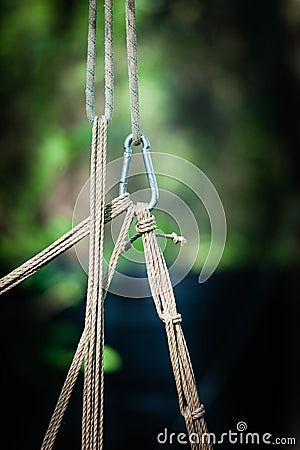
[42,320,122,373]
[1,0,300,368]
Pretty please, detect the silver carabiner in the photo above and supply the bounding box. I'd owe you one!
[119,134,159,210]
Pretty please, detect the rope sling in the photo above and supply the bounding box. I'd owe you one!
[0,2,213,449]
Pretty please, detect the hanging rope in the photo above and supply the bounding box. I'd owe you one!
[81,115,107,450]
[135,204,212,450]
[40,117,135,450]
[125,0,141,145]
[41,203,135,450]
[86,0,114,124]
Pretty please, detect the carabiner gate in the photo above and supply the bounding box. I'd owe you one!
[119,134,159,210]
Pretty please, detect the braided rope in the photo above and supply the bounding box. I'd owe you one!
[104,0,114,122]
[125,0,141,145]
[86,1,114,124]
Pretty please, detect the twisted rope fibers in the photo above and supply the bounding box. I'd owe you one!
[125,0,141,144]
[86,0,114,124]
[135,204,213,450]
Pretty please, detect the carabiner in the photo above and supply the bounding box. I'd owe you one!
[119,134,159,210]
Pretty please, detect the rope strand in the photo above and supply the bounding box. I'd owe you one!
[86,0,98,123]
[86,1,114,124]
[104,0,114,122]
[125,0,141,145]
[135,204,213,450]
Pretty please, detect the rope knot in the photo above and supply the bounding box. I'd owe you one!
[135,215,156,234]
[170,232,187,245]
[161,312,182,325]
[191,404,205,420]
[183,404,205,422]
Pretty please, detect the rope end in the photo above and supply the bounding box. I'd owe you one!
[170,232,187,245]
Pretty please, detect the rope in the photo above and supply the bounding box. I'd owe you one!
[86,0,141,137]
[0,194,130,296]
[86,1,114,124]
[82,115,107,450]
[125,0,141,145]
[104,0,114,122]
[135,204,213,450]
[121,229,186,252]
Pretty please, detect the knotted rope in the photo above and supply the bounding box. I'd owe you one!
[135,204,213,450]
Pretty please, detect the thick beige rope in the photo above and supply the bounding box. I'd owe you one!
[0,193,130,296]
[135,203,213,450]
[82,115,107,450]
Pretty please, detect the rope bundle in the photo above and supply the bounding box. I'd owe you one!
[136,205,212,450]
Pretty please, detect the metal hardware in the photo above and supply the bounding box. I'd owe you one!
[119,134,159,210]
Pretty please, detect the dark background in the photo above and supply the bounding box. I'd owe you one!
[0,0,299,449]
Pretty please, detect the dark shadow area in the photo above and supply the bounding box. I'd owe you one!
[0,269,298,449]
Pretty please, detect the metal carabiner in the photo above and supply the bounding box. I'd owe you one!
[119,134,159,210]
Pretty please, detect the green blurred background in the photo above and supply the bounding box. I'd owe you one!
[0,0,299,449]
